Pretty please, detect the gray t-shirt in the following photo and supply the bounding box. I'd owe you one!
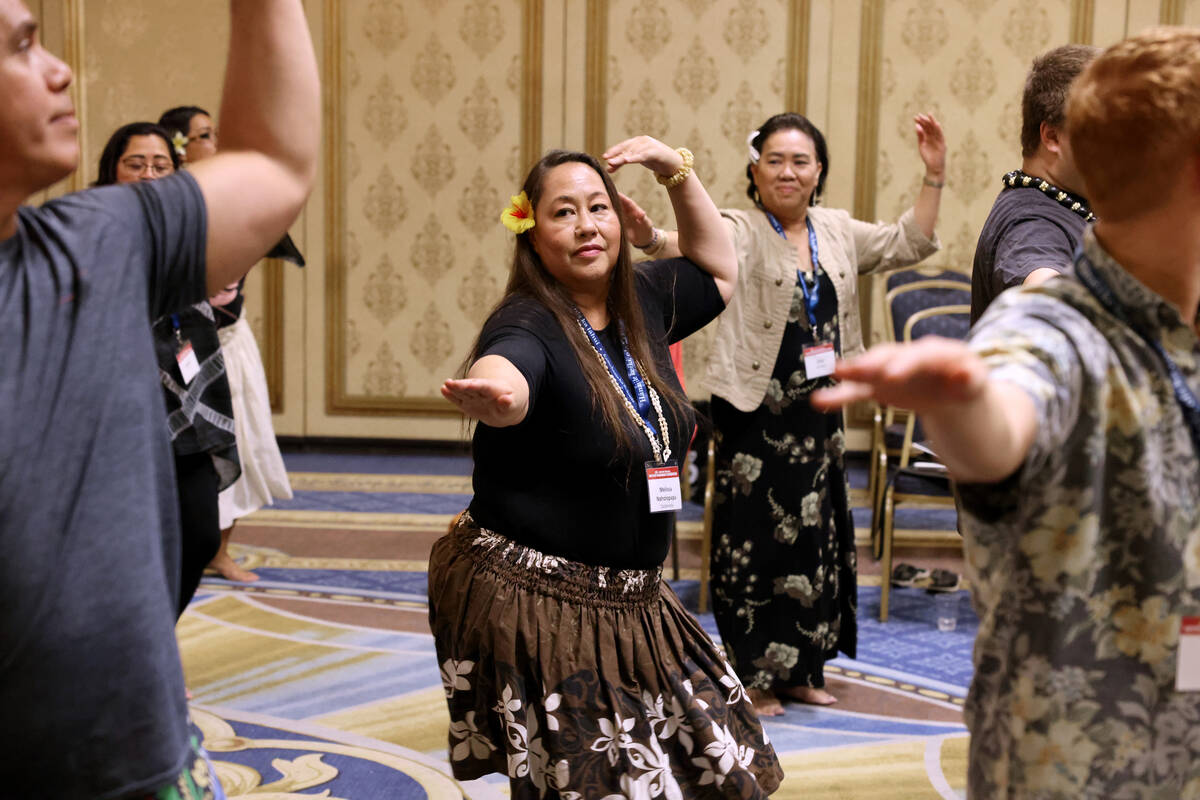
[0,173,207,797]
[970,186,1088,324]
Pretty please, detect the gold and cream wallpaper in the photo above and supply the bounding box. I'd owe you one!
[32,0,1200,439]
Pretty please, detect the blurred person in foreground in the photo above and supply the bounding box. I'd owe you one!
[812,27,1200,798]
[0,0,319,796]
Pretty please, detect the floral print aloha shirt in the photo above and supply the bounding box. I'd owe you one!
[957,228,1200,799]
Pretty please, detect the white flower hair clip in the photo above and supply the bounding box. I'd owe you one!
[171,131,188,158]
[746,129,761,164]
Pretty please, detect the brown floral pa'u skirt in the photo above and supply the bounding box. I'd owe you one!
[428,513,783,799]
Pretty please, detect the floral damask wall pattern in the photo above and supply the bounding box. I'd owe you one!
[335,0,527,409]
[597,0,803,390]
[873,0,1073,290]
[53,0,1170,435]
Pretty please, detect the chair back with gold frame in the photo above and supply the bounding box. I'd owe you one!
[876,303,969,621]
[867,276,970,555]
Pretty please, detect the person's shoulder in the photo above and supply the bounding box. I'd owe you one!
[990,187,1078,223]
[808,205,850,223]
[484,294,559,334]
[12,186,141,258]
[719,207,754,226]
[973,276,1100,344]
[718,207,767,238]
[34,184,130,225]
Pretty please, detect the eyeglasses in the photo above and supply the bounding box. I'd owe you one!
[188,130,217,145]
[120,157,174,177]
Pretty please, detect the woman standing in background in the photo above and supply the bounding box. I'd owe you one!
[160,104,298,582]
[94,121,241,612]
[625,112,944,714]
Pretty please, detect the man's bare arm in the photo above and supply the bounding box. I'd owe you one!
[1022,267,1061,287]
[189,0,320,295]
[810,337,1038,484]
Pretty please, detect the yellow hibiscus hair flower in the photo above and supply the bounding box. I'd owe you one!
[500,191,535,234]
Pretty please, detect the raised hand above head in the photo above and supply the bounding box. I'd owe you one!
[602,136,685,179]
[601,135,735,301]
[914,113,947,179]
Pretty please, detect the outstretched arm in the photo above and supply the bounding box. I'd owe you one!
[603,137,736,303]
[911,114,945,239]
[441,355,530,428]
[810,337,1038,484]
[189,0,320,296]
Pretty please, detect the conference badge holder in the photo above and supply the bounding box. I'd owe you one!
[1178,616,1200,691]
[176,341,200,385]
[803,341,835,379]
[646,460,683,513]
[171,313,200,385]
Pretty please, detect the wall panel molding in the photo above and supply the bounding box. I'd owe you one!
[263,259,285,412]
[852,0,882,222]
[1070,0,1096,42]
[524,0,544,160]
[323,0,543,417]
[1160,0,1185,23]
[64,0,86,194]
[786,0,812,113]
[585,0,608,155]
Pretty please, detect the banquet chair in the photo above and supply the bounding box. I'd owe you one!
[876,303,970,621]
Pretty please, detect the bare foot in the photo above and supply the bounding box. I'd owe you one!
[747,688,786,717]
[210,553,259,582]
[780,686,837,706]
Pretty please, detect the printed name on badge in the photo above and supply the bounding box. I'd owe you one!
[803,341,835,379]
[646,462,683,513]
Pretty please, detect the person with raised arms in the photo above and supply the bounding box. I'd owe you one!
[0,0,319,796]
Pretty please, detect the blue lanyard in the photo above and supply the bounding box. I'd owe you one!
[766,212,821,327]
[575,310,660,438]
[170,313,183,342]
[1075,251,1200,457]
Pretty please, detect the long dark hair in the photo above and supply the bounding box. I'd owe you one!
[465,150,689,454]
[93,122,180,187]
[745,112,830,208]
[157,105,210,140]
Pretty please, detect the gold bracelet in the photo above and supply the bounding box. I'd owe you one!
[656,148,694,189]
[923,176,945,188]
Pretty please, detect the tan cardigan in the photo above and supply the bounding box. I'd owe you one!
[703,205,939,411]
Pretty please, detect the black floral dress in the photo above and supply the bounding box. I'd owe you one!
[709,262,857,692]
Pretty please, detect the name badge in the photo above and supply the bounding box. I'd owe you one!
[803,341,835,379]
[646,461,683,513]
[177,341,201,385]
[1178,616,1200,691]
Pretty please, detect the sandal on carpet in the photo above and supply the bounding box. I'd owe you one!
[923,568,961,593]
[891,563,932,587]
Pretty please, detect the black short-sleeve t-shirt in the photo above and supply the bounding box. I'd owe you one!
[0,173,207,797]
[468,257,724,570]
[971,187,1088,324]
